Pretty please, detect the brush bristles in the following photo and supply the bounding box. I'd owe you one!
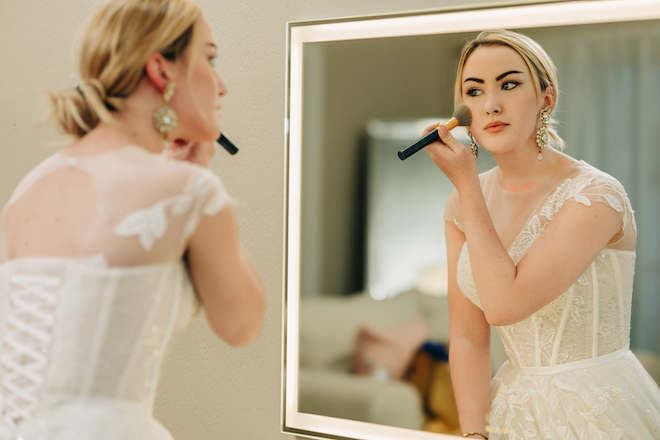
[453,104,472,127]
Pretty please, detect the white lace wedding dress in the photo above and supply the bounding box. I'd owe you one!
[446,160,660,439]
[0,146,229,439]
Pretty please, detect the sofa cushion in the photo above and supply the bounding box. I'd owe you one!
[299,292,421,372]
[354,315,430,380]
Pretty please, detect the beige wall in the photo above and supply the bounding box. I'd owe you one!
[0,1,557,439]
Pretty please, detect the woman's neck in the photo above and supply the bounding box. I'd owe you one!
[493,146,576,192]
[63,85,168,156]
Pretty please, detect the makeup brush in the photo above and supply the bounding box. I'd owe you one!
[217,134,238,155]
[397,104,472,160]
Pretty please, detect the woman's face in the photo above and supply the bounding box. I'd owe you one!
[170,18,227,142]
[460,45,550,156]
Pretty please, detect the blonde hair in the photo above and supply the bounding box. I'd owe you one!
[454,29,564,150]
[48,0,202,138]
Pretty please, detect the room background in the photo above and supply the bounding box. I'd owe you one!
[0,1,634,439]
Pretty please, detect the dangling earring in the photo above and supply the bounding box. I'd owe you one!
[466,127,478,159]
[154,81,177,146]
[536,105,550,160]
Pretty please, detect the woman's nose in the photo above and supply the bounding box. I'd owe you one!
[484,93,502,115]
[216,73,228,97]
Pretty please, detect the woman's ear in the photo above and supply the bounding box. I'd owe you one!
[543,86,557,111]
[144,52,172,92]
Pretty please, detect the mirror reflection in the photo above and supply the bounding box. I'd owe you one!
[286,5,660,440]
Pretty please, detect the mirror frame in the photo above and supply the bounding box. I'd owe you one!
[282,1,660,439]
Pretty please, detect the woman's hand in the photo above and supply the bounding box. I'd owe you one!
[165,139,216,167]
[423,124,479,191]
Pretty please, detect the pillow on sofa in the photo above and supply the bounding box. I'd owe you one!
[354,315,430,380]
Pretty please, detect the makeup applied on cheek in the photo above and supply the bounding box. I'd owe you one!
[217,133,238,154]
[397,104,472,160]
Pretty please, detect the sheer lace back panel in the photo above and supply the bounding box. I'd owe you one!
[2,146,228,265]
[446,161,637,367]
[0,146,229,432]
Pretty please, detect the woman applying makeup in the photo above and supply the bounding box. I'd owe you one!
[424,30,660,439]
[0,0,264,438]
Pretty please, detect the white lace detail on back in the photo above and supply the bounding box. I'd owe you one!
[0,147,230,438]
[114,169,228,251]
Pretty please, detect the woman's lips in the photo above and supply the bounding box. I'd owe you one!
[485,122,509,133]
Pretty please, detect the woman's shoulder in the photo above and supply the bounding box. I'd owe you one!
[546,159,632,221]
[564,160,628,193]
[96,145,219,188]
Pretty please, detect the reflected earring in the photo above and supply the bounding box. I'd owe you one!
[154,81,177,146]
[536,105,550,160]
[466,127,478,159]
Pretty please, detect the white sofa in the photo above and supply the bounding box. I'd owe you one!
[297,290,506,429]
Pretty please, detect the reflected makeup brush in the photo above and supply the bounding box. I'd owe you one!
[397,104,472,160]
[217,133,238,155]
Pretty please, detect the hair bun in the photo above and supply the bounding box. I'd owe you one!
[46,0,202,138]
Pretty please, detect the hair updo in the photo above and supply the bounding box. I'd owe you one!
[48,0,202,138]
[454,29,564,150]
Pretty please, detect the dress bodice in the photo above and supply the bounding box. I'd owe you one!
[0,146,229,439]
[445,161,660,440]
[0,257,197,427]
[447,161,637,368]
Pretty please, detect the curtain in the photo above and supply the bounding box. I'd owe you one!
[533,20,660,354]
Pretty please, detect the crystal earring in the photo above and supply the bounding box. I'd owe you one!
[466,127,478,159]
[154,81,177,145]
[536,105,551,160]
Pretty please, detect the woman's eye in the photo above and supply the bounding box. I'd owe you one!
[502,81,520,91]
[466,88,482,97]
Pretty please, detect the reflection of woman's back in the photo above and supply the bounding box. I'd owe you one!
[0,146,227,438]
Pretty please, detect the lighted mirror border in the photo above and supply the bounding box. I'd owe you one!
[282,1,660,439]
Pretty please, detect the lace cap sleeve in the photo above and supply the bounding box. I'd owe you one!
[443,189,464,233]
[540,167,636,243]
[114,166,231,251]
[179,167,232,241]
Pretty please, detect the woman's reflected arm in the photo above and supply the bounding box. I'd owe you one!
[446,219,491,437]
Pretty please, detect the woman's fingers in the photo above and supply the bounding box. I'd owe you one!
[164,140,191,160]
[422,123,440,136]
[437,125,457,150]
[423,124,478,188]
[164,141,215,167]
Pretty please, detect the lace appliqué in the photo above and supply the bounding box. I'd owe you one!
[114,170,228,251]
[511,173,634,264]
[1,274,59,430]
[489,373,625,440]
[453,218,465,233]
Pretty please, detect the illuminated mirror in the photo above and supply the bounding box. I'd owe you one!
[283,1,660,439]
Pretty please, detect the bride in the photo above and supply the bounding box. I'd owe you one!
[0,0,264,438]
[424,29,660,439]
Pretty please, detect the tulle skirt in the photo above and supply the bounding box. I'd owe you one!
[13,399,172,440]
[488,351,660,440]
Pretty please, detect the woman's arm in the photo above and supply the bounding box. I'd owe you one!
[186,203,265,346]
[446,220,491,437]
[428,126,622,326]
[167,140,265,346]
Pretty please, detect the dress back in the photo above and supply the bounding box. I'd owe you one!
[0,146,229,439]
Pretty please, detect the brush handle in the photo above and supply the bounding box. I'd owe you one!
[217,134,238,155]
[398,129,439,160]
[397,117,458,161]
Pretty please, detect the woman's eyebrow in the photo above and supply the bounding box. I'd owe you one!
[464,70,523,84]
[496,70,523,81]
